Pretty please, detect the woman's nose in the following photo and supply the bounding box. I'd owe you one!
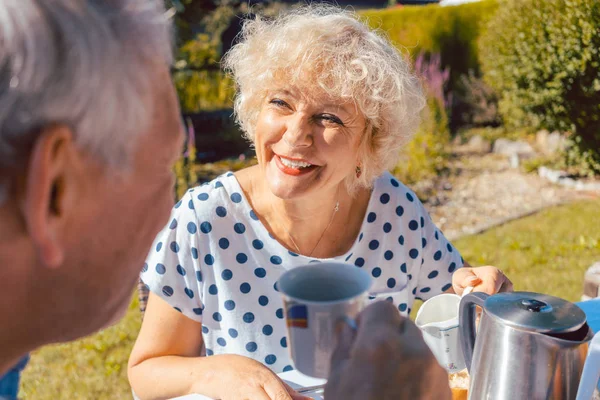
[282,114,313,148]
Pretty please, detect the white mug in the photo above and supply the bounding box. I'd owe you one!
[415,293,466,373]
[277,262,372,379]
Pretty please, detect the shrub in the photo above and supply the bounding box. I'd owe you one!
[174,117,199,199]
[174,70,234,112]
[394,53,451,185]
[173,34,235,113]
[455,71,501,128]
[361,1,498,130]
[414,52,451,111]
[394,96,450,185]
[479,0,600,173]
[361,1,498,79]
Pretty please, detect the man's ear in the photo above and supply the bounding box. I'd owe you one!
[20,124,82,269]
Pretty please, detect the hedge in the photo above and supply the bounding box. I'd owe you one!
[361,1,498,92]
[479,0,600,173]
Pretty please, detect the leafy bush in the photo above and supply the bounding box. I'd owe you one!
[174,70,234,112]
[455,71,501,128]
[174,118,199,199]
[173,34,235,113]
[361,1,498,130]
[414,53,451,111]
[479,0,600,173]
[361,1,497,78]
[394,96,450,185]
[394,53,451,185]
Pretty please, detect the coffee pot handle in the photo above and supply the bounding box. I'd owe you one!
[576,331,600,400]
[459,292,489,373]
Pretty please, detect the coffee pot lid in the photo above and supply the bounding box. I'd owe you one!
[484,291,587,334]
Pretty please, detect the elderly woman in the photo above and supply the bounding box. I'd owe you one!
[128,5,512,400]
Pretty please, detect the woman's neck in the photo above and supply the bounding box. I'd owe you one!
[237,166,371,258]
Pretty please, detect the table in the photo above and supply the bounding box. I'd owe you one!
[577,298,600,394]
[168,299,600,400]
[171,370,326,400]
[577,298,600,333]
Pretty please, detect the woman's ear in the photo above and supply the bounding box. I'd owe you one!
[19,124,82,269]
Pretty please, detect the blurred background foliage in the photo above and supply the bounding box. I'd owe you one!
[479,0,600,175]
[170,0,600,179]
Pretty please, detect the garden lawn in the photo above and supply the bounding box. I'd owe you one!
[20,199,600,399]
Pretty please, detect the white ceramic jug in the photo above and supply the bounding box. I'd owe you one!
[415,293,466,373]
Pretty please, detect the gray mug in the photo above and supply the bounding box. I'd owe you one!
[277,262,372,379]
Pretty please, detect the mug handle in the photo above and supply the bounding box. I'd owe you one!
[575,331,600,400]
[459,292,489,373]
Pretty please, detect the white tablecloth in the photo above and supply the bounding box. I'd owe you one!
[171,370,326,400]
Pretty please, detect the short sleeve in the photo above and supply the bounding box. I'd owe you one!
[141,189,205,322]
[413,197,464,301]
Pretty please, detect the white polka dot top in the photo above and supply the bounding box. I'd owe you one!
[141,171,464,373]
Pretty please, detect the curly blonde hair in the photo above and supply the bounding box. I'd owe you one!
[222,4,426,192]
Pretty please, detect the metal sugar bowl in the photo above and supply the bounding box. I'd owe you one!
[459,291,600,400]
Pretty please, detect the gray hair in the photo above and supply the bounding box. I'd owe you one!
[0,0,173,198]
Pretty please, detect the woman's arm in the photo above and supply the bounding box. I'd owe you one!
[128,292,209,399]
[128,293,305,400]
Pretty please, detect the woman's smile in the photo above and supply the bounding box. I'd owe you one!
[273,154,320,176]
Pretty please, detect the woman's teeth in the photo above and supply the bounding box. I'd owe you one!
[279,157,313,169]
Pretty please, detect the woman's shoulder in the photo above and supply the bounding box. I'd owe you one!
[180,172,247,218]
[372,171,420,204]
[367,171,430,223]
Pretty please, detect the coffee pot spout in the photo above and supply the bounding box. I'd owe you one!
[576,331,600,400]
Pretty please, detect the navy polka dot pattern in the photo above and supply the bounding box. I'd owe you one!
[246,342,258,352]
[155,263,166,275]
[367,212,377,223]
[224,300,236,310]
[265,355,277,365]
[259,295,269,306]
[141,171,464,374]
[383,223,392,233]
[240,282,251,293]
[262,324,273,335]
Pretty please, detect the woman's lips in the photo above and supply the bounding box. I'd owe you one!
[274,154,318,176]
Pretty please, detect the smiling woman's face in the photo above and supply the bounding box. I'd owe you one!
[254,87,366,200]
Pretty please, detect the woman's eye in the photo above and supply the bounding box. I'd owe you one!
[319,114,344,126]
[269,99,289,108]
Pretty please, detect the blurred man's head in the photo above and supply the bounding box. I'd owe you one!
[0,0,183,371]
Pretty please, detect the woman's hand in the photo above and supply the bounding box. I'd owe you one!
[452,265,513,296]
[214,355,311,400]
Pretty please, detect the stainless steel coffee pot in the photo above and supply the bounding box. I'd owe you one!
[459,291,600,400]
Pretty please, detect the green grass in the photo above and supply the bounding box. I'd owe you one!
[19,296,142,400]
[454,200,600,302]
[20,200,600,399]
